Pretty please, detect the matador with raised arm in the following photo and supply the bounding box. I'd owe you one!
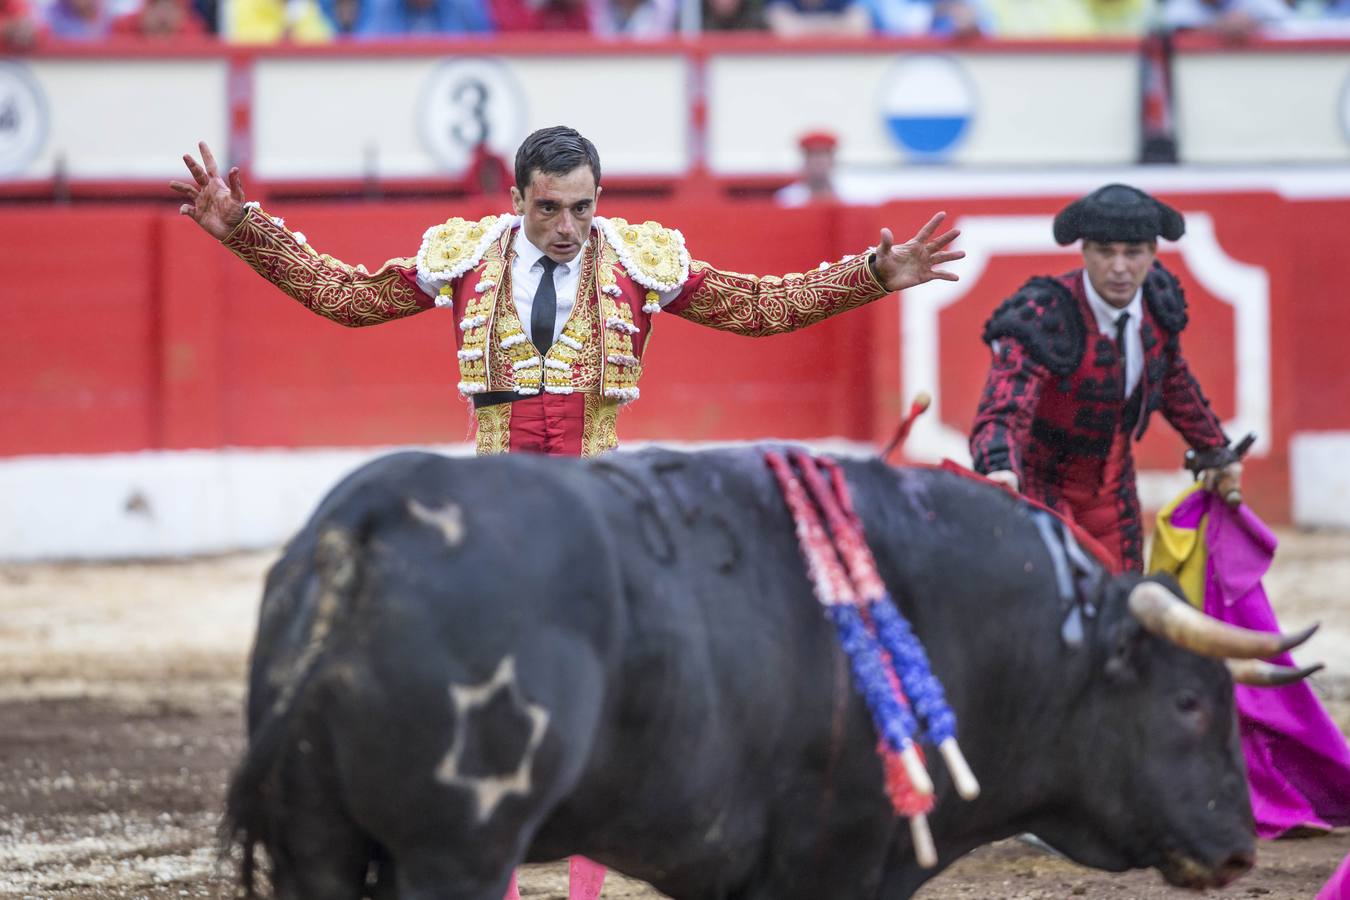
[172,126,963,458]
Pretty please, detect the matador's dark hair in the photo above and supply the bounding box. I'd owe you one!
[514,126,602,192]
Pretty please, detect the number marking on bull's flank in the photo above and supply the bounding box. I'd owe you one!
[435,655,550,822]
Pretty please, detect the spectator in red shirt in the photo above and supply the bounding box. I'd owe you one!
[111,0,207,37]
[775,131,841,207]
[2,0,41,47]
[490,0,589,29]
[702,0,764,28]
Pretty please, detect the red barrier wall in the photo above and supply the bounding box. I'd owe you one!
[3,192,1345,523]
[2,209,161,453]
[1286,197,1350,433]
[1,199,885,452]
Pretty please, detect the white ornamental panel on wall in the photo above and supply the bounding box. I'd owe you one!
[252,53,689,180]
[706,48,1139,174]
[1174,47,1350,164]
[0,62,47,178]
[417,58,527,175]
[0,59,227,180]
[876,54,975,160]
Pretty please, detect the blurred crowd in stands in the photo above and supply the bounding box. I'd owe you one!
[3,0,1349,49]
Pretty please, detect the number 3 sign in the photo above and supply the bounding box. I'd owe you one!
[0,62,47,178]
[418,58,527,176]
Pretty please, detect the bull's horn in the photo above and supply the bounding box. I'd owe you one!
[1227,659,1325,687]
[910,813,938,869]
[1127,582,1319,660]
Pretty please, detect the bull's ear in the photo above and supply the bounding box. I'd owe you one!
[1104,616,1147,685]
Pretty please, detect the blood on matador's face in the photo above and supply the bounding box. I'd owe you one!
[510,165,601,265]
[1082,239,1157,309]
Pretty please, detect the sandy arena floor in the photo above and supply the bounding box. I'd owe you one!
[0,531,1347,899]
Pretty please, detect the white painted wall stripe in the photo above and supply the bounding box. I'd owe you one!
[1291,432,1350,529]
[0,445,468,561]
[0,440,875,562]
[3,431,1333,562]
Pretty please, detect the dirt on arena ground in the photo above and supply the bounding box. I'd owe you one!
[1,532,1347,900]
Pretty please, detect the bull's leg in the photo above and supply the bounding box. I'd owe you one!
[269,728,375,900]
[271,828,371,900]
[393,856,517,900]
[335,637,609,900]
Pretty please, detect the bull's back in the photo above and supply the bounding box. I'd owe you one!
[528,448,899,889]
[545,450,1077,888]
[247,450,627,754]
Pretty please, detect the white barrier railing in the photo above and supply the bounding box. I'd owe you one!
[1,35,1346,189]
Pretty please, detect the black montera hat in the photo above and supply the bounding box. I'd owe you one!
[1052,183,1185,246]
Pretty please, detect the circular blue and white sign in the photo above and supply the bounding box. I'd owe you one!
[418,58,526,177]
[0,62,47,177]
[876,55,975,160]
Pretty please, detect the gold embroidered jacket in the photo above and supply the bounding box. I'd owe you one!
[221,204,891,456]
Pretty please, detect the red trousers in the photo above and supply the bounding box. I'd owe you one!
[503,394,588,456]
[1026,430,1143,573]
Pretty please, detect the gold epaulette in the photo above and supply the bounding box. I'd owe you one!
[597,216,691,293]
[416,214,515,286]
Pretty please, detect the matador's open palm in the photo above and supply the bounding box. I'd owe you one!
[170,141,247,240]
[873,212,964,292]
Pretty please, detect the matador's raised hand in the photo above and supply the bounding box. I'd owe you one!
[170,141,247,241]
[872,211,964,293]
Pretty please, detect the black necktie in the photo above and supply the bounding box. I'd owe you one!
[1114,311,1131,374]
[530,257,559,357]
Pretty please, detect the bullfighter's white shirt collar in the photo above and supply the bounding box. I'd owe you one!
[1082,270,1144,398]
[514,226,584,275]
[509,225,587,349]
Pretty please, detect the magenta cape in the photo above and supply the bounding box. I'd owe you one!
[1320,851,1350,900]
[1160,489,1350,840]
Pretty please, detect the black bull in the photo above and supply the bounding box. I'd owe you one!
[226,446,1262,899]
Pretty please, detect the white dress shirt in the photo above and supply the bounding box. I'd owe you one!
[512,229,586,347]
[1082,271,1144,398]
[510,225,682,348]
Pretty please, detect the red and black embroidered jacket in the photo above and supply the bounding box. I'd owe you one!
[969,262,1227,520]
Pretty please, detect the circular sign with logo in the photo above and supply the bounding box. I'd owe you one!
[876,55,975,160]
[0,62,47,177]
[418,58,527,177]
